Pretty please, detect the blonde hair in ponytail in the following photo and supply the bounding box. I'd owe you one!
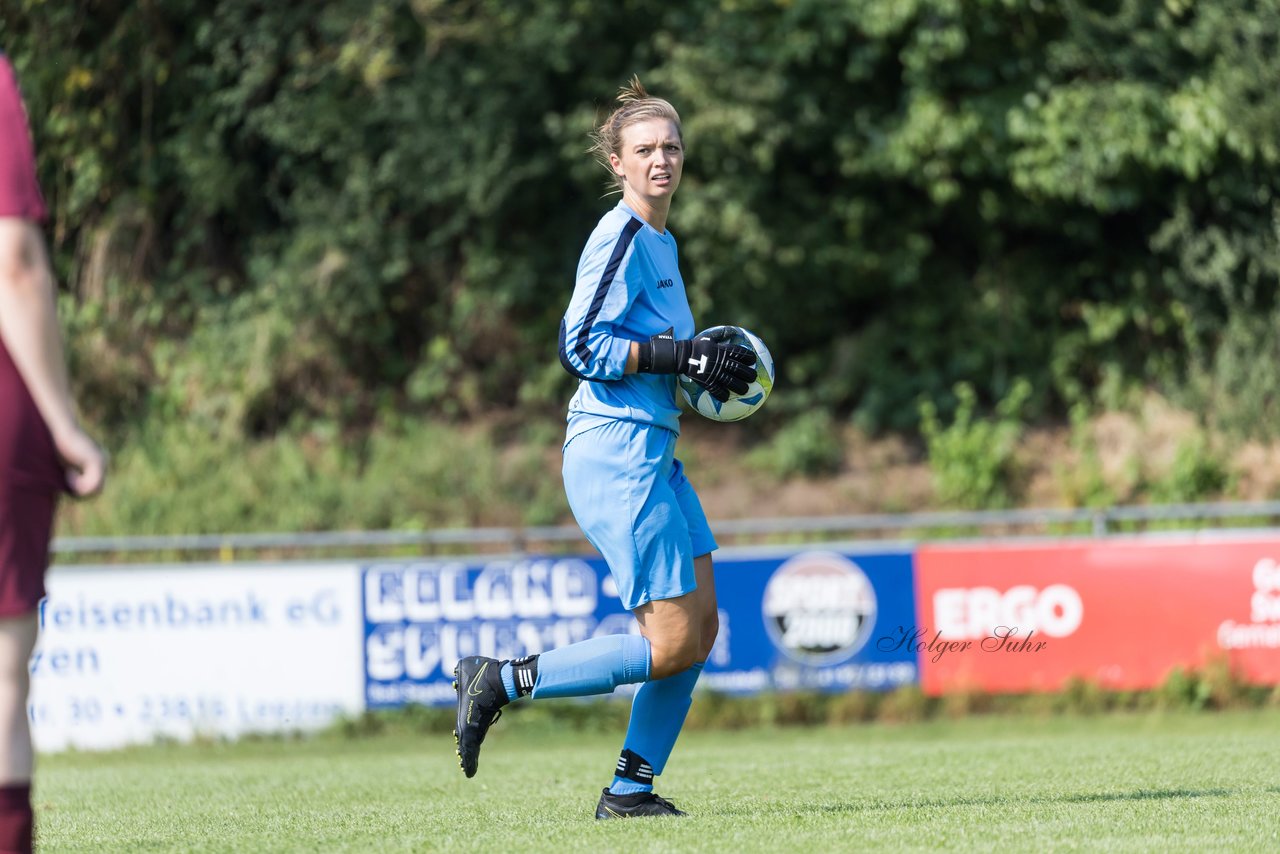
[589,75,683,191]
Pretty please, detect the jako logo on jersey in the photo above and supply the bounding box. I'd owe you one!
[762,552,877,664]
[933,584,1084,640]
[655,278,674,289]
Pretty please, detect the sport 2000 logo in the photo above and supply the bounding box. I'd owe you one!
[762,552,877,665]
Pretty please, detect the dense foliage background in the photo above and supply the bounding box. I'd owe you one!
[2,0,1279,532]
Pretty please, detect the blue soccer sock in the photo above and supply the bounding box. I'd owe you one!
[498,634,651,702]
[500,665,518,703]
[609,661,704,795]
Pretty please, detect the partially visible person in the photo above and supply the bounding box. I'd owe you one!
[0,49,106,854]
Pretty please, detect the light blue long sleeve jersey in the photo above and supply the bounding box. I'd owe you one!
[559,201,696,443]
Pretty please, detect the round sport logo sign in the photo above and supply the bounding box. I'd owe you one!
[762,552,877,665]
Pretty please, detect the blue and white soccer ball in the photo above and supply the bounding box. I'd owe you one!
[678,325,776,422]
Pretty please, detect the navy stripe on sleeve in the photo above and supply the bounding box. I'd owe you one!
[558,318,592,381]
[573,217,644,366]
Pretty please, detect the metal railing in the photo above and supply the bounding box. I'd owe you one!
[49,499,1280,562]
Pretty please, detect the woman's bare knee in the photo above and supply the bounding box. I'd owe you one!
[634,591,705,678]
[648,635,699,679]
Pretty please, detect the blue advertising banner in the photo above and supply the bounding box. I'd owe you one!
[362,549,917,708]
[363,557,630,708]
[706,550,918,694]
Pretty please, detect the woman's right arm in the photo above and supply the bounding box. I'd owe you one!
[0,219,106,496]
[559,225,646,382]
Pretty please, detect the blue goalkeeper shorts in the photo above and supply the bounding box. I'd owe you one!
[562,417,717,611]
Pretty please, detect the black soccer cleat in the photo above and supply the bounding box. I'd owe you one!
[594,788,688,819]
[453,655,509,778]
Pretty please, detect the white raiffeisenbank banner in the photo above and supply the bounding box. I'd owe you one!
[30,562,364,752]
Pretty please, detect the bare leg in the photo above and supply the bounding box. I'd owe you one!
[690,553,719,661]
[0,613,36,785]
[0,612,37,852]
[632,553,718,678]
[607,553,719,802]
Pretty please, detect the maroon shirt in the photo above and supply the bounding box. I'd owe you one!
[1,49,61,490]
[0,53,46,222]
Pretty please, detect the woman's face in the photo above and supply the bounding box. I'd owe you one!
[610,118,683,202]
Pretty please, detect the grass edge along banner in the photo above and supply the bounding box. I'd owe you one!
[914,535,1280,696]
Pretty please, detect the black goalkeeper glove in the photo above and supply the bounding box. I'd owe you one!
[637,327,758,402]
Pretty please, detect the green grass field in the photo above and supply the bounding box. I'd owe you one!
[36,710,1280,852]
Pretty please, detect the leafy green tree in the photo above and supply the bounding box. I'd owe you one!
[3,0,1278,442]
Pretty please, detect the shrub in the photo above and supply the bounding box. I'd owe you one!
[1052,677,1108,715]
[825,691,880,725]
[748,411,845,480]
[1055,403,1118,508]
[919,379,1032,509]
[876,685,931,724]
[1147,432,1234,504]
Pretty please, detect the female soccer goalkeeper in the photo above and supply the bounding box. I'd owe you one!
[454,76,755,819]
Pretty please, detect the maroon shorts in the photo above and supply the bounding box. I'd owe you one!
[0,53,46,221]
[0,485,57,619]
[0,337,62,617]
[0,52,59,616]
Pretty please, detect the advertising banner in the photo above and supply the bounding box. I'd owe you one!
[914,536,1280,695]
[30,563,365,752]
[362,557,627,707]
[361,548,918,707]
[704,550,918,693]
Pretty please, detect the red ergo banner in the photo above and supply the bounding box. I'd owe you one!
[912,536,1280,696]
